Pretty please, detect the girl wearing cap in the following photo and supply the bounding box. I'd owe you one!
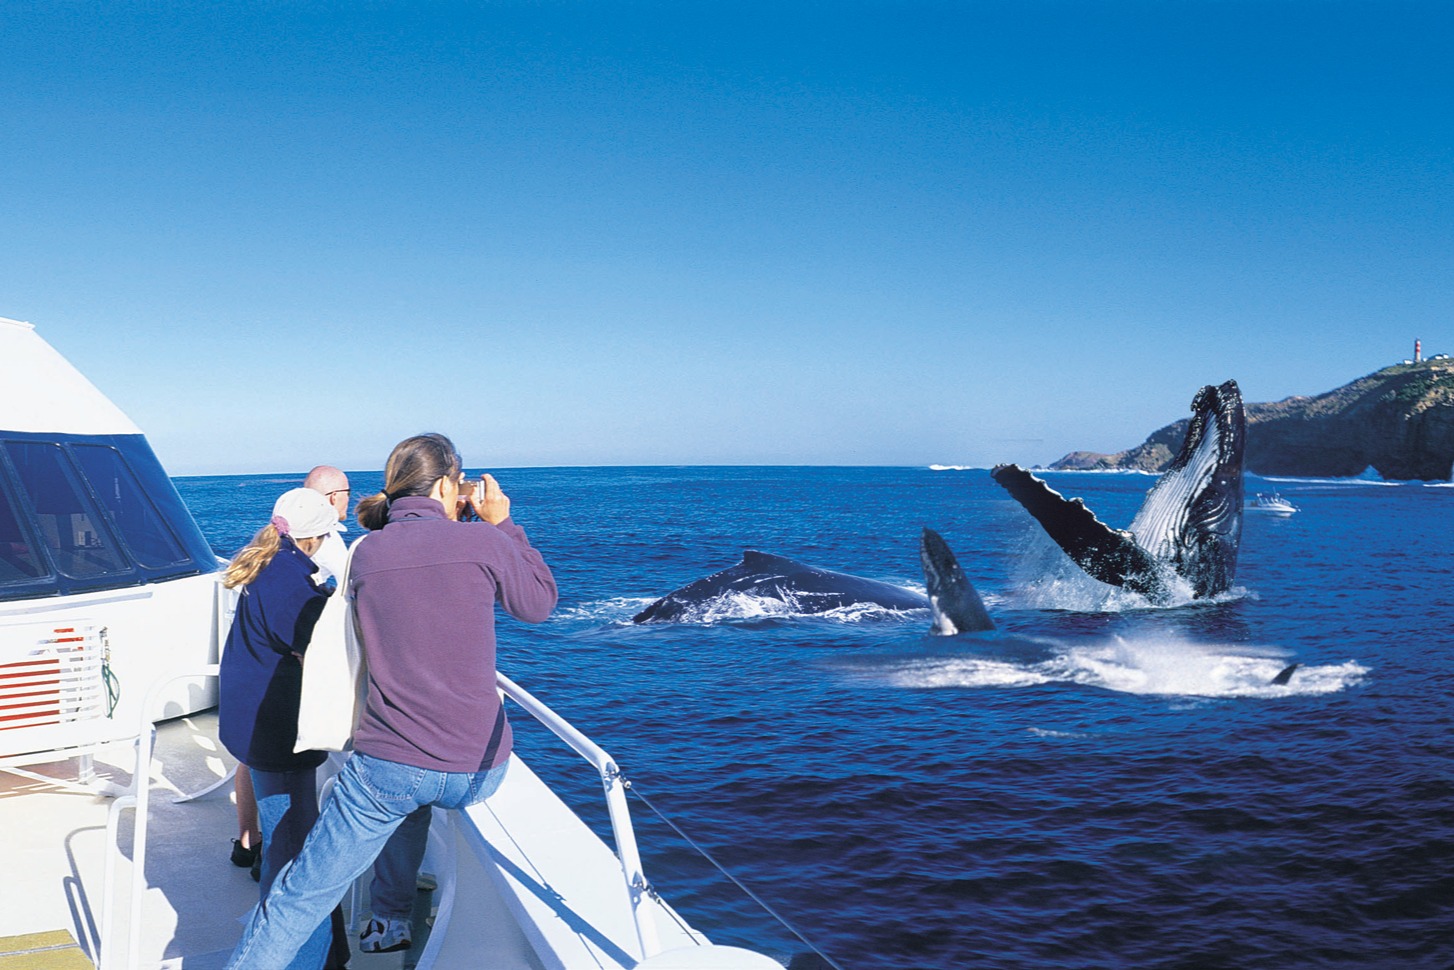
[218,487,342,970]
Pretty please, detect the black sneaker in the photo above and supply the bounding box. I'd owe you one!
[230,839,258,869]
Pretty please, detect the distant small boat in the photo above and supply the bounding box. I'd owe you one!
[1247,492,1298,515]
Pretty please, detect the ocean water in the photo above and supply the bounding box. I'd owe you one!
[175,467,1453,970]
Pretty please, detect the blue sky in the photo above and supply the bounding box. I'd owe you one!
[4,1,1450,474]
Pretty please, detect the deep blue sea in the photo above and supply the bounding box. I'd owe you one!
[175,467,1453,970]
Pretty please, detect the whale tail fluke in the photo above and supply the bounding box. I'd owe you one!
[1271,663,1299,686]
[920,527,994,635]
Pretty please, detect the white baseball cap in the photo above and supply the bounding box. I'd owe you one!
[271,488,342,540]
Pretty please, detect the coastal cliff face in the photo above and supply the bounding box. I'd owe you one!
[1052,361,1454,481]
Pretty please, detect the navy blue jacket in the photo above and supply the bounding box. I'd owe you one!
[219,540,329,772]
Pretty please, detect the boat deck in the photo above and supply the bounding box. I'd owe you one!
[0,711,428,970]
[1,712,783,970]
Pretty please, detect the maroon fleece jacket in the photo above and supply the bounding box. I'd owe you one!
[348,496,557,773]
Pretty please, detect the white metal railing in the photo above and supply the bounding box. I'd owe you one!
[494,669,662,960]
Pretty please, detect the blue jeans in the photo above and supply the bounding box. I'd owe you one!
[249,767,331,970]
[225,753,508,969]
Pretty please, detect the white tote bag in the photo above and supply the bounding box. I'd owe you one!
[293,535,369,753]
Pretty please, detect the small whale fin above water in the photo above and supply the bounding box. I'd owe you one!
[1271,663,1299,686]
[919,527,994,635]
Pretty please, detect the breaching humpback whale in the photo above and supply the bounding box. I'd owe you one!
[991,380,1245,604]
[633,528,994,635]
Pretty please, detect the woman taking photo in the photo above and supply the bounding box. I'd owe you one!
[223,433,558,969]
[218,487,345,970]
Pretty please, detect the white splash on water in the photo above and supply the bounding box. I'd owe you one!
[554,597,658,623]
[1008,556,1204,612]
[879,635,1367,699]
[1044,636,1358,698]
[1004,522,1261,613]
[691,589,930,624]
[881,656,1053,689]
[1026,727,1090,739]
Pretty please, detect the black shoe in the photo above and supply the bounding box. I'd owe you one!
[251,853,261,882]
[230,839,259,869]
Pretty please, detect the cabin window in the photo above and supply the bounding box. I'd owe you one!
[71,444,190,569]
[0,474,47,586]
[2,441,131,583]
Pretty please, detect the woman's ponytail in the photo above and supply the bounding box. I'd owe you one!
[358,434,463,531]
[223,524,284,588]
[356,491,391,532]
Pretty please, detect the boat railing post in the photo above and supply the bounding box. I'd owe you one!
[99,664,219,970]
[600,759,660,957]
[495,670,662,960]
[123,719,157,970]
[98,767,136,969]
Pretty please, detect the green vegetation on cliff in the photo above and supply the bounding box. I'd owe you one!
[1051,360,1454,481]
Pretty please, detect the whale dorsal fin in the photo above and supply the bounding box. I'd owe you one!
[741,550,800,572]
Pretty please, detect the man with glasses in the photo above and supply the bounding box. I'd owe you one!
[303,465,351,585]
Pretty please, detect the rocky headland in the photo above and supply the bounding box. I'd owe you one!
[1051,359,1454,481]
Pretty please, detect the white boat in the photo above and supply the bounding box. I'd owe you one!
[1245,492,1299,516]
[0,318,791,970]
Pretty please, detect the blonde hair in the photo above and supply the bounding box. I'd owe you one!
[357,433,462,531]
[223,524,284,589]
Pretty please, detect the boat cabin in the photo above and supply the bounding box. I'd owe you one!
[0,318,226,767]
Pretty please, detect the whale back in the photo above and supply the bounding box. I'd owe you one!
[632,549,929,622]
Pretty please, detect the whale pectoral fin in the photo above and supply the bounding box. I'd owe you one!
[632,597,672,623]
[1271,663,1299,686]
[919,527,995,635]
[990,464,1167,598]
